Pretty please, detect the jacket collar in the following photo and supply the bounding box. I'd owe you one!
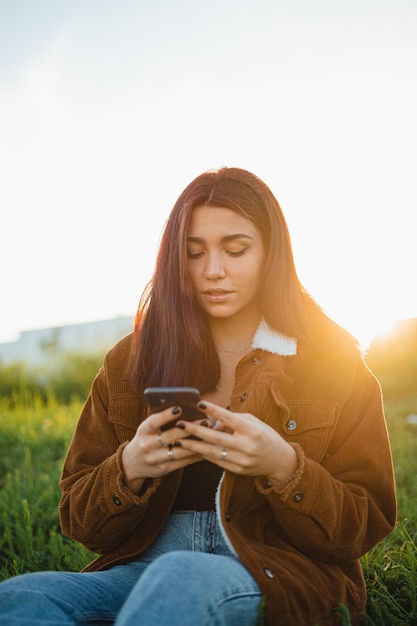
[251,319,297,356]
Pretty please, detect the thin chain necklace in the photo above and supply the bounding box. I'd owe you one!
[216,343,252,354]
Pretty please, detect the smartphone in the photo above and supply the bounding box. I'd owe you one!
[144,386,204,431]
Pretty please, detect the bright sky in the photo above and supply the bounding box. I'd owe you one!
[1,0,416,347]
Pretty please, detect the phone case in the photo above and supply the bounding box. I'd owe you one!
[144,387,203,431]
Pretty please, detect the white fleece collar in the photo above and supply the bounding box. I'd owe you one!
[251,318,297,356]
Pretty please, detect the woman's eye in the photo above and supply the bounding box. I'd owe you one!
[187,250,204,259]
[227,248,248,257]
[187,247,248,259]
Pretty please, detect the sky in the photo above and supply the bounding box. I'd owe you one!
[1,0,416,348]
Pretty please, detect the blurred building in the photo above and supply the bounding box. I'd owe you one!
[0,317,134,367]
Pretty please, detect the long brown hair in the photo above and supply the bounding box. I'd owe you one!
[130,167,355,393]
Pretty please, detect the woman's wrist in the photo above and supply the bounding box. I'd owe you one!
[121,442,147,495]
[123,476,146,495]
[266,443,298,487]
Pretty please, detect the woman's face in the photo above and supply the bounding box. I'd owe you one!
[186,205,266,323]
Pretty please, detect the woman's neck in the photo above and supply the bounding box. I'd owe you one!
[209,311,261,353]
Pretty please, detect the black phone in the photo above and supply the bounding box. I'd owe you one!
[144,386,204,431]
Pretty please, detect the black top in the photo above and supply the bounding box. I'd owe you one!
[171,460,223,511]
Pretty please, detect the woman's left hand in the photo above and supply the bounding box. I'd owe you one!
[176,401,298,484]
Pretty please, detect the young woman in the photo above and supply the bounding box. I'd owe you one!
[0,167,396,625]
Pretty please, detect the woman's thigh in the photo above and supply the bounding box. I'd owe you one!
[0,561,149,626]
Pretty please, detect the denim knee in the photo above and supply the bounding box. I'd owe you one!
[116,551,261,626]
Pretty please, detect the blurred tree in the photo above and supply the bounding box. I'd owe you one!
[0,361,46,405]
[0,352,104,405]
[47,352,104,403]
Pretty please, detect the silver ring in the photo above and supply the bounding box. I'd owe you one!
[220,447,228,461]
[167,447,174,461]
[158,432,166,447]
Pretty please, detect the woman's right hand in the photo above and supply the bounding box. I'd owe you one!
[121,406,203,494]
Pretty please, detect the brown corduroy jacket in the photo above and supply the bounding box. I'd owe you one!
[59,326,396,626]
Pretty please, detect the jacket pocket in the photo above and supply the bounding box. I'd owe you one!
[280,401,338,462]
[108,395,145,443]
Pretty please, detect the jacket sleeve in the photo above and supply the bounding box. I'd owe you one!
[255,361,397,563]
[59,359,162,554]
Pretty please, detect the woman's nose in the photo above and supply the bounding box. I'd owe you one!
[205,254,226,280]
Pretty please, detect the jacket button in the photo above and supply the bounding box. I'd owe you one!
[112,495,122,506]
[252,356,261,365]
[263,567,275,579]
[293,491,304,503]
[240,392,248,402]
[225,512,232,522]
[286,419,297,431]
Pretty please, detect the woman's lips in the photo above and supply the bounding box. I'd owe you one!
[203,289,232,302]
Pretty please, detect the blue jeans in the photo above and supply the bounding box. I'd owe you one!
[0,511,262,625]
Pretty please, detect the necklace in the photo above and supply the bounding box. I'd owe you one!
[216,343,252,354]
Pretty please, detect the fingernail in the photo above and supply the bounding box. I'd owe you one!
[198,401,207,410]
[173,441,182,447]
[172,406,181,415]
[176,422,186,429]
[201,420,210,428]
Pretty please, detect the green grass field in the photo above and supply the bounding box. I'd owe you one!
[0,395,416,624]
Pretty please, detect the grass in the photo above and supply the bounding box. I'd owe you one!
[0,394,416,624]
[360,395,417,625]
[0,395,94,578]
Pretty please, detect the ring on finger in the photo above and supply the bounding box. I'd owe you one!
[158,431,166,447]
[220,447,228,461]
[167,446,174,461]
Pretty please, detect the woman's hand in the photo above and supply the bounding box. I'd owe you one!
[176,401,298,484]
[121,406,204,494]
